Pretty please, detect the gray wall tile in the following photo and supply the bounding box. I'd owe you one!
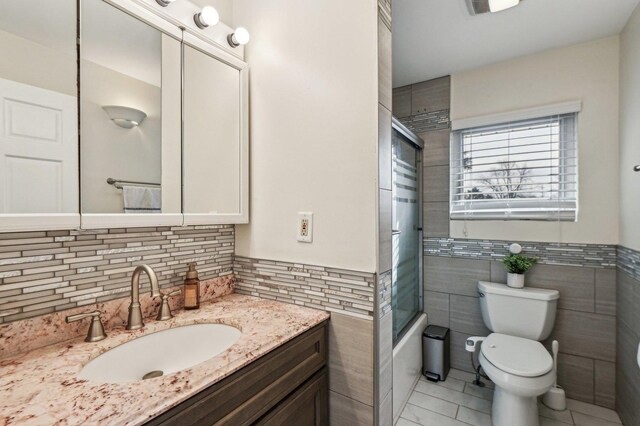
[420,129,450,167]
[377,16,392,111]
[556,353,595,404]
[423,202,449,237]
[617,270,640,336]
[595,269,616,316]
[424,256,490,297]
[392,85,412,119]
[378,106,392,191]
[329,390,373,426]
[378,311,393,400]
[424,165,449,203]
[491,262,596,313]
[450,330,474,373]
[547,309,615,362]
[595,360,616,409]
[411,76,450,115]
[449,295,491,336]
[379,189,392,274]
[328,312,374,406]
[424,290,449,328]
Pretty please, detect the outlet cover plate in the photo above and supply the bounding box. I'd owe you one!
[297,212,313,243]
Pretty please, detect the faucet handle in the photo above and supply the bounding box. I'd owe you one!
[156,289,182,321]
[66,310,107,342]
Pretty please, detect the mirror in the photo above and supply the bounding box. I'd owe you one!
[0,0,78,226]
[182,39,248,224]
[80,0,181,223]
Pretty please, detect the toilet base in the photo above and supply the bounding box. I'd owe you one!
[492,386,539,426]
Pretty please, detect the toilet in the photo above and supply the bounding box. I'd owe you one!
[476,281,560,426]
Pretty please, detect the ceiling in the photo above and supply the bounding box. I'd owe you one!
[393,0,640,87]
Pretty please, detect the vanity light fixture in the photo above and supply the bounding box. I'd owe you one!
[227,27,250,48]
[155,0,175,7]
[468,0,521,15]
[102,106,147,129]
[194,6,219,29]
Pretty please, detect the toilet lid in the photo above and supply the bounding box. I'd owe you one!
[481,333,553,377]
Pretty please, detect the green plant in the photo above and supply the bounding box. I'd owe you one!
[502,254,538,275]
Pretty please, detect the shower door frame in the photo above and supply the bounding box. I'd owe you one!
[391,117,424,346]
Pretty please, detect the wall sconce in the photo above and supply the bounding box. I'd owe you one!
[227,27,250,48]
[155,0,175,6]
[102,106,147,129]
[194,6,219,29]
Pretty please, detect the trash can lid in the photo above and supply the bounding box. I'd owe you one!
[424,325,449,340]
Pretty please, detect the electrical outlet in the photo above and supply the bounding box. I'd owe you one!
[297,212,313,243]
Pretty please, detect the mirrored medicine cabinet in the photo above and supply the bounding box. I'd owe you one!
[0,0,248,232]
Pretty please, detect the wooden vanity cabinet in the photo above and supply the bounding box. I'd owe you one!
[146,321,328,426]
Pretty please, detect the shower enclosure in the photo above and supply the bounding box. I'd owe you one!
[391,118,424,343]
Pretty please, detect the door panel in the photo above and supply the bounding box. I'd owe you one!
[0,77,78,214]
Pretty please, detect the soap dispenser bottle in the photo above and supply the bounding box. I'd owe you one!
[183,262,200,310]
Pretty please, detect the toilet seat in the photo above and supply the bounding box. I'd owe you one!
[481,333,553,377]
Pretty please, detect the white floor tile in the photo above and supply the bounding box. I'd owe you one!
[396,418,421,426]
[540,416,575,426]
[447,369,477,383]
[408,390,459,418]
[420,375,466,392]
[463,382,494,401]
[571,412,623,426]
[538,403,574,424]
[414,380,492,414]
[566,399,622,424]
[401,403,468,426]
[456,406,492,426]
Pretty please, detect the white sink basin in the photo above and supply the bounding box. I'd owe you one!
[79,323,241,383]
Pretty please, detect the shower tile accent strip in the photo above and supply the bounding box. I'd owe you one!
[399,109,450,134]
[425,237,617,269]
[617,245,640,280]
[234,256,375,320]
[378,270,392,318]
[0,225,234,323]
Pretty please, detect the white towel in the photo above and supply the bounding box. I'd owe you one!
[122,186,161,214]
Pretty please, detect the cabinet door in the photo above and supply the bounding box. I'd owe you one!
[255,369,328,426]
[182,35,249,225]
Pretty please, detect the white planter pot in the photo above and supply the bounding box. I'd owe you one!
[507,273,525,288]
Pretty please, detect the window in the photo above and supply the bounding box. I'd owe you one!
[450,112,578,220]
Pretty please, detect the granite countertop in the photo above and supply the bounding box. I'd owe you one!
[0,294,330,425]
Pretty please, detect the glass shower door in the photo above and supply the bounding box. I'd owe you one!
[391,120,423,343]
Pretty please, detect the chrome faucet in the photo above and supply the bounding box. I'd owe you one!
[126,264,161,330]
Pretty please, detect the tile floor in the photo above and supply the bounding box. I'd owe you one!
[396,369,623,426]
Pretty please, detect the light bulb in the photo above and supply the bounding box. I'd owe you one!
[155,0,175,7]
[194,6,219,29]
[228,27,250,48]
[488,0,520,13]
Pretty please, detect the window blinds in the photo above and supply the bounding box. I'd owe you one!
[450,113,578,221]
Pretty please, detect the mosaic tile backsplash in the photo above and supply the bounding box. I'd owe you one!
[617,245,640,280]
[425,237,617,269]
[0,225,234,323]
[234,256,375,320]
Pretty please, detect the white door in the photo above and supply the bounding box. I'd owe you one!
[0,77,78,213]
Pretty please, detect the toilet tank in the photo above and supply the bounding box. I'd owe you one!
[477,281,559,341]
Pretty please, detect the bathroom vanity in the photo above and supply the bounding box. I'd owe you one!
[0,294,330,425]
[148,323,328,425]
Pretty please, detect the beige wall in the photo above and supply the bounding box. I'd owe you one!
[450,37,620,244]
[619,6,640,252]
[233,0,379,272]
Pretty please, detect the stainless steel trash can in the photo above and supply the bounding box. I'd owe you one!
[422,325,450,382]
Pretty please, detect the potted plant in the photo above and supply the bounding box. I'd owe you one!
[502,253,538,288]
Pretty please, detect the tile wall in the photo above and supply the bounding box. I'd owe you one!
[0,225,234,324]
[616,245,640,425]
[394,80,620,409]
